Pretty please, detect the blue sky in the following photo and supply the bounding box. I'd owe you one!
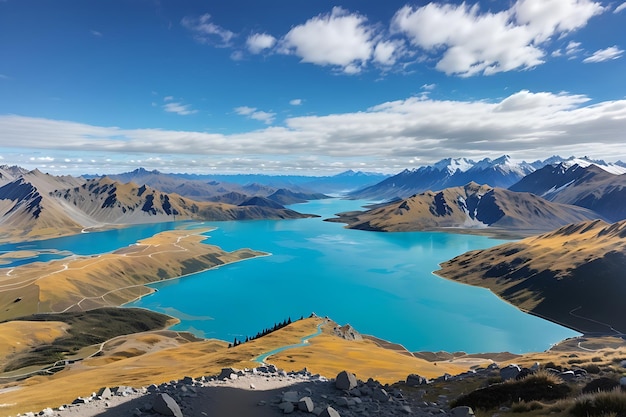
[0,0,625,175]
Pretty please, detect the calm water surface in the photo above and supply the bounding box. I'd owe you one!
[128,199,580,353]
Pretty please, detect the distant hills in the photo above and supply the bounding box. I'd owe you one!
[93,167,388,197]
[2,155,625,241]
[349,155,625,201]
[329,182,604,237]
[0,170,315,242]
[436,219,626,334]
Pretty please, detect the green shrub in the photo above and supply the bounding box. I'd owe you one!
[583,364,602,374]
[451,371,570,410]
[511,400,544,413]
[570,390,626,417]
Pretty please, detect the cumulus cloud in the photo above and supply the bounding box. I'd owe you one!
[392,0,604,76]
[181,14,235,47]
[280,7,375,73]
[234,106,275,124]
[247,33,276,54]
[583,45,624,63]
[289,99,303,106]
[2,90,626,173]
[614,2,626,13]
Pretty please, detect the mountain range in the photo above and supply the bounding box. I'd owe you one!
[92,168,388,196]
[0,170,314,242]
[510,162,626,222]
[349,155,626,201]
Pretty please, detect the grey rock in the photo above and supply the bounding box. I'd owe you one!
[499,364,521,381]
[97,387,112,399]
[319,406,342,417]
[620,376,626,387]
[335,397,350,407]
[218,367,239,380]
[400,405,412,414]
[559,370,576,382]
[449,406,475,417]
[336,370,358,391]
[406,374,428,387]
[282,391,300,403]
[278,401,294,414]
[372,388,389,402]
[72,397,89,405]
[298,396,315,412]
[152,393,183,417]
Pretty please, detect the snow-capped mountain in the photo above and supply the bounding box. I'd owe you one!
[350,155,540,200]
[510,162,626,221]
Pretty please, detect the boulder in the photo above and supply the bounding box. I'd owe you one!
[450,406,475,417]
[406,373,428,386]
[282,391,300,403]
[298,397,314,412]
[319,406,341,417]
[372,388,389,402]
[152,393,183,417]
[97,387,112,399]
[499,364,521,381]
[335,371,358,391]
[620,376,626,388]
[278,402,294,414]
[218,367,239,380]
[559,370,576,382]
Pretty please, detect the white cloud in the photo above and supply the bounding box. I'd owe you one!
[614,2,626,13]
[289,99,303,106]
[163,96,174,102]
[181,14,235,47]
[234,106,275,124]
[583,45,624,62]
[566,41,582,56]
[373,40,403,66]
[230,50,245,61]
[392,0,604,76]
[421,83,436,91]
[0,74,8,80]
[2,90,626,173]
[247,33,276,54]
[90,30,102,37]
[280,7,375,73]
[163,101,198,116]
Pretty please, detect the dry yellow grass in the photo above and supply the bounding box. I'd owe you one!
[0,321,67,367]
[0,229,264,322]
[0,317,481,415]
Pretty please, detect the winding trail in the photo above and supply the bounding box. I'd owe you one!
[254,320,327,364]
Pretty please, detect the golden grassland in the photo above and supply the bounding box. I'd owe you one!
[0,317,485,414]
[0,321,68,368]
[0,229,265,322]
[1,317,625,416]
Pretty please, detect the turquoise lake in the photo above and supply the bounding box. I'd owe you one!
[126,198,580,353]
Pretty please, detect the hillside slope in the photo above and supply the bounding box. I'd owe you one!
[331,182,603,237]
[436,219,626,334]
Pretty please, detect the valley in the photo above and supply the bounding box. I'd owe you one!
[0,156,624,416]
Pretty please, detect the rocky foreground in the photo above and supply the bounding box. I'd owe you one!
[14,359,626,417]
